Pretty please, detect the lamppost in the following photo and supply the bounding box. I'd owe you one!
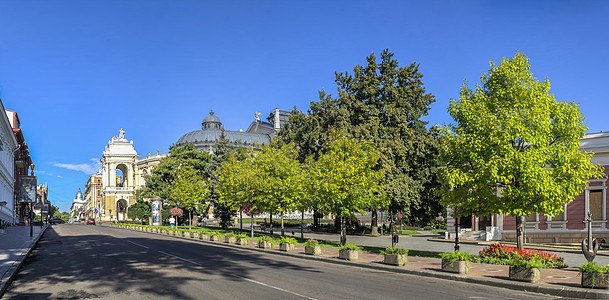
[454,216,460,252]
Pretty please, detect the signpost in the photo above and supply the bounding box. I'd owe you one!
[151,199,162,226]
[18,175,37,237]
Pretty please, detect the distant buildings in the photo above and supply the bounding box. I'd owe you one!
[72,108,289,223]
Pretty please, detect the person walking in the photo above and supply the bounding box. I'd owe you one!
[170,216,176,228]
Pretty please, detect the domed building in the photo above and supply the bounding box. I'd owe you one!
[176,108,290,151]
[70,188,86,222]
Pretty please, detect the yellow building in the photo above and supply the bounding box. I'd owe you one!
[97,129,166,222]
[83,172,102,221]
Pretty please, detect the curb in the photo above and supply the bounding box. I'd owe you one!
[0,224,49,297]
[111,226,609,299]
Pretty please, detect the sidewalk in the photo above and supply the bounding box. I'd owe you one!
[0,223,48,296]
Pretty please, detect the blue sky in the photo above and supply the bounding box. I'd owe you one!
[1,1,607,212]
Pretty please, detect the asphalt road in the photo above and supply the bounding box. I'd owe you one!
[2,224,560,300]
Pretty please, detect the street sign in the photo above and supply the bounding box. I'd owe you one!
[18,176,37,203]
[94,208,98,214]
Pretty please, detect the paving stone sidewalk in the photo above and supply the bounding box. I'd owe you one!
[0,223,48,296]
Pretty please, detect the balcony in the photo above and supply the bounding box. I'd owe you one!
[104,187,134,193]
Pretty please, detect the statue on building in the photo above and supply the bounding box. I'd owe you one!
[254,112,261,122]
[119,128,125,139]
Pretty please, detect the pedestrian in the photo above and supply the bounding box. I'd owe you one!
[170,216,176,228]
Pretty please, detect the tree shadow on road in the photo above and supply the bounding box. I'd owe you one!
[4,226,320,299]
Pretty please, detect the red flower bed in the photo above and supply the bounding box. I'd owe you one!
[478,243,566,268]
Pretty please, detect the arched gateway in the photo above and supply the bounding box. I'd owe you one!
[100,129,138,222]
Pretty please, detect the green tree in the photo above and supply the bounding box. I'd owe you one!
[207,128,238,229]
[170,165,209,230]
[127,200,151,224]
[438,52,604,250]
[278,49,439,232]
[311,132,385,245]
[217,148,260,237]
[254,142,304,235]
[136,143,212,223]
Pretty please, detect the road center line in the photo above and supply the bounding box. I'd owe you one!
[127,240,149,249]
[236,275,317,300]
[158,250,202,266]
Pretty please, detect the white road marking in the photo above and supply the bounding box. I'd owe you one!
[158,251,202,266]
[236,276,318,300]
[156,250,315,299]
[127,241,149,249]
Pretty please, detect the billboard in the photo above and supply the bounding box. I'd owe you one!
[152,199,162,226]
[18,176,37,203]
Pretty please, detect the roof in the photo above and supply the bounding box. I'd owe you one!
[176,128,270,148]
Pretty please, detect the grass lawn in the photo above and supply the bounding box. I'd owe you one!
[128,224,442,258]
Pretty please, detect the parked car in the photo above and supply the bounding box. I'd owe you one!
[87,218,96,225]
[49,218,65,224]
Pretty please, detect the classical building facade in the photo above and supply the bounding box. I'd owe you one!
[0,100,18,226]
[6,109,34,225]
[447,132,609,244]
[92,129,167,222]
[83,172,102,220]
[70,188,85,222]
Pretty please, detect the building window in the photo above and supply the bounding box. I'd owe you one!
[590,190,603,221]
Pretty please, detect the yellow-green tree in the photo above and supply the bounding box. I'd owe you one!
[311,132,385,245]
[438,52,604,250]
[170,165,209,230]
[254,142,304,236]
[217,149,260,237]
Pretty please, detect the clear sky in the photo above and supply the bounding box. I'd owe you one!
[1,1,607,212]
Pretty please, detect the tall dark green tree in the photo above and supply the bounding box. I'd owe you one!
[207,127,237,229]
[278,49,440,230]
[127,200,151,224]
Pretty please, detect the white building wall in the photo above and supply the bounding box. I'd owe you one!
[0,103,18,225]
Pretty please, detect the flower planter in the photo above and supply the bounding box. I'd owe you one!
[258,241,272,249]
[161,230,168,235]
[279,243,295,252]
[384,254,408,267]
[200,234,209,240]
[581,272,609,289]
[441,259,469,274]
[236,238,249,246]
[210,235,220,241]
[192,233,200,239]
[224,236,236,244]
[339,249,358,261]
[305,245,322,256]
[509,266,540,283]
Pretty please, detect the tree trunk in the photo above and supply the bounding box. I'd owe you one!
[270,214,274,235]
[301,211,304,239]
[250,215,254,239]
[240,210,243,230]
[281,213,285,236]
[516,215,525,250]
[370,209,379,236]
[340,216,347,245]
[313,209,319,228]
[189,210,192,230]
